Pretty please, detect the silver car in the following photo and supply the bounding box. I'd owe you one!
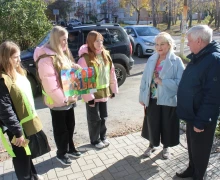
[68,19,82,26]
[124,25,160,57]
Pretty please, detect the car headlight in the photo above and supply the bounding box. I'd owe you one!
[141,39,154,46]
[144,41,155,46]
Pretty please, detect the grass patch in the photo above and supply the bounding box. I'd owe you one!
[175,52,190,64]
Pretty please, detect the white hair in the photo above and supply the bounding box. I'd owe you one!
[155,32,175,52]
[186,25,213,43]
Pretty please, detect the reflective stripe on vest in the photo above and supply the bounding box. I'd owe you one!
[81,54,112,90]
[42,90,54,105]
[0,88,36,157]
[94,63,110,89]
[0,128,15,157]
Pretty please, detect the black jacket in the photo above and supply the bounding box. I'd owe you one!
[0,78,22,137]
[177,41,220,129]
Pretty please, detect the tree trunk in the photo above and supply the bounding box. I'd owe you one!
[167,0,171,30]
[208,17,214,25]
[216,0,219,28]
[188,0,192,28]
[136,10,140,25]
[218,9,220,29]
[217,0,220,29]
[152,0,157,27]
[171,0,174,25]
[197,11,201,23]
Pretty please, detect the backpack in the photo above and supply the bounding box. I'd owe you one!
[80,53,112,69]
[35,54,77,107]
[35,54,56,87]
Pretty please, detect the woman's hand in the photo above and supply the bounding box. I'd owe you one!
[67,95,78,104]
[88,99,95,107]
[72,63,81,70]
[140,102,145,106]
[194,127,204,133]
[109,93,115,99]
[89,103,95,107]
[14,135,25,147]
[154,77,162,85]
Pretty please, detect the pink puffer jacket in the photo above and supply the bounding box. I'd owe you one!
[77,44,118,103]
[33,46,68,108]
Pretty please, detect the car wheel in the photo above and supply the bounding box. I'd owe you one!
[137,45,144,58]
[27,75,38,97]
[114,63,127,86]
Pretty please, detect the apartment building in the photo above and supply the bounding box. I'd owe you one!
[70,0,165,24]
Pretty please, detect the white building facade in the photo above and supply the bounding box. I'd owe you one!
[69,0,165,24]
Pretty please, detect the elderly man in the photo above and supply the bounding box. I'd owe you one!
[176,25,220,180]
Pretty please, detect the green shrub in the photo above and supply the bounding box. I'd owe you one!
[216,121,220,138]
[175,53,190,64]
[0,0,52,50]
[180,120,220,138]
[179,54,190,63]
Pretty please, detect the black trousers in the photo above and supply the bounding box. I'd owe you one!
[7,131,37,180]
[141,99,179,147]
[50,107,76,158]
[86,102,108,145]
[186,121,217,180]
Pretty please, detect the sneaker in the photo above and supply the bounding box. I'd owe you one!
[95,142,105,149]
[143,146,156,157]
[162,147,170,159]
[56,155,72,165]
[102,139,110,146]
[67,150,82,158]
[33,174,44,180]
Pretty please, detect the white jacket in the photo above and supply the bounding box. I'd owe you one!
[139,51,185,107]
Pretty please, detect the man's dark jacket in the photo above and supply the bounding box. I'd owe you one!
[177,41,220,129]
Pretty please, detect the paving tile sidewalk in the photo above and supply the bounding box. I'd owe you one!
[0,132,219,180]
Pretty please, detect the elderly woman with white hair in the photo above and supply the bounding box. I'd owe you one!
[139,32,185,159]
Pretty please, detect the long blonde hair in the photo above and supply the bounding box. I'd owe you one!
[0,41,25,80]
[86,31,110,65]
[47,26,74,72]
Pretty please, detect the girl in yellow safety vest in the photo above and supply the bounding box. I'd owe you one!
[0,41,50,180]
[78,31,118,149]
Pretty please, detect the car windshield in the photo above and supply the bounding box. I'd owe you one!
[134,27,160,36]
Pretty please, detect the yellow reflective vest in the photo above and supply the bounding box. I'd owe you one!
[0,73,42,157]
[82,53,113,99]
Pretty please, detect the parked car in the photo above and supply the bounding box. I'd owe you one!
[21,24,134,96]
[124,25,160,57]
[68,19,82,26]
